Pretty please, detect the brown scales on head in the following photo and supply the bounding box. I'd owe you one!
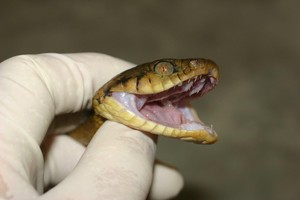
[69,58,219,145]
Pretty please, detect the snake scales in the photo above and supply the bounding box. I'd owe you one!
[68,58,219,145]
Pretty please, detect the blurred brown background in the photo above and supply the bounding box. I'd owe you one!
[1,1,299,199]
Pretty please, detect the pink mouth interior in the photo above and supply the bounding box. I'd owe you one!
[140,102,185,126]
[111,74,217,132]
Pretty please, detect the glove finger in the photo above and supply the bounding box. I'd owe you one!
[149,160,184,200]
[42,135,85,188]
[42,136,184,200]
[40,121,157,200]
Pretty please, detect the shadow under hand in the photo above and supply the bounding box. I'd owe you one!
[174,183,217,200]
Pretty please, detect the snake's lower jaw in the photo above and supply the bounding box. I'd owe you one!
[95,96,217,144]
[179,131,218,144]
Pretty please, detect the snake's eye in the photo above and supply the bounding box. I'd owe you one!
[154,62,174,75]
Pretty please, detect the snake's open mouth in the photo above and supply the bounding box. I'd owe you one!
[111,73,217,134]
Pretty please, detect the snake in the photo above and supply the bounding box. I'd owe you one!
[68,58,219,145]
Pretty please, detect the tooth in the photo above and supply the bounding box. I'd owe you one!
[183,82,193,91]
[194,82,204,94]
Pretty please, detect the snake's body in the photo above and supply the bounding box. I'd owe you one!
[69,58,219,145]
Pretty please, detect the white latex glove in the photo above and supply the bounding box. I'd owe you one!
[0,53,183,200]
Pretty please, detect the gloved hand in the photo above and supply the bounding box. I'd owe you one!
[0,53,183,200]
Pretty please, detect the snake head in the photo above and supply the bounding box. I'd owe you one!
[93,58,219,144]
